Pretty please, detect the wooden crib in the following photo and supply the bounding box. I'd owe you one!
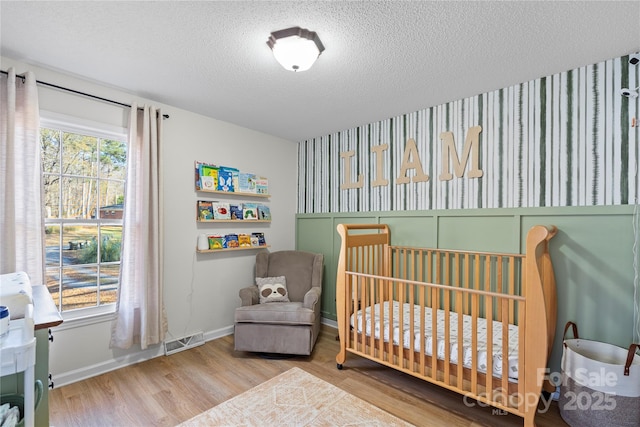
[335,223,558,427]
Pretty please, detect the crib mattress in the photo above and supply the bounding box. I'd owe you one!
[351,301,520,380]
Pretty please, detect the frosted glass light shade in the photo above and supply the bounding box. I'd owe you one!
[267,27,325,72]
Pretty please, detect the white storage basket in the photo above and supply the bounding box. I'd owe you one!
[559,322,640,427]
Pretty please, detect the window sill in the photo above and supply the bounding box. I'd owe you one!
[55,305,116,331]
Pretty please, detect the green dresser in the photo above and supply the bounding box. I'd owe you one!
[0,286,62,427]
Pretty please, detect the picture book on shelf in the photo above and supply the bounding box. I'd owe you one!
[238,172,257,193]
[213,202,231,220]
[229,204,244,220]
[197,200,214,220]
[243,203,258,220]
[238,234,252,247]
[225,233,239,248]
[231,168,240,193]
[256,176,268,194]
[197,162,219,190]
[251,232,266,246]
[207,235,225,249]
[200,175,215,191]
[217,166,238,192]
[257,205,271,221]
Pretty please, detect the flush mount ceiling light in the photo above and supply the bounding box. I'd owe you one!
[267,26,325,72]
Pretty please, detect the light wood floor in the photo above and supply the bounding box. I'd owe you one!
[50,325,568,427]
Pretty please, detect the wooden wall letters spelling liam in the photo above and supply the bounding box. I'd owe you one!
[340,126,483,190]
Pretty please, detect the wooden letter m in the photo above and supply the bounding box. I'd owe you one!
[438,126,483,181]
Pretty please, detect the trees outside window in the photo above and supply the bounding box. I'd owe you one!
[41,118,127,315]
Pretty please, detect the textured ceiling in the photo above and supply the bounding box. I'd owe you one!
[1,1,639,142]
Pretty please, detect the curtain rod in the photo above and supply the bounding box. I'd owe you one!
[0,69,169,119]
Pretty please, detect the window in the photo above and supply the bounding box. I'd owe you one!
[41,114,127,317]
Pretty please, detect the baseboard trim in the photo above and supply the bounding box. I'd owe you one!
[321,317,337,329]
[53,325,235,388]
[53,321,333,388]
[53,345,165,388]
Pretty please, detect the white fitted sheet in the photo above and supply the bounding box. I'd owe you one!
[351,301,520,380]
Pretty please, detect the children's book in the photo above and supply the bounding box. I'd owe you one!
[231,169,240,193]
[197,200,214,220]
[251,232,266,246]
[207,235,226,249]
[243,203,258,220]
[229,204,244,220]
[255,176,269,195]
[200,175,215,190]
[225,233,239,248]
[257,205,271,221]
[213,202,231,220]
[238,234,252,247]
[238,172,257,193]
[197,162,219,190]
[217,166,238,192]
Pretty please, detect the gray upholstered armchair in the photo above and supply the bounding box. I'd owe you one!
[234,250,324,355]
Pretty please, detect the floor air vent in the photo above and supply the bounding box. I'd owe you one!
[164,331,204,355]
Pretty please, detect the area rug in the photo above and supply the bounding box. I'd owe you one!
[178,367,414,426]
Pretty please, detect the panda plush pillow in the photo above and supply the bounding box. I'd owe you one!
[256,276,289,303]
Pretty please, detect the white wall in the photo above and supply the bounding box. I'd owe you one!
[1,56,298,385]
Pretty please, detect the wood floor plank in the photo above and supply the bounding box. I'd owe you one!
[49,326,568,427]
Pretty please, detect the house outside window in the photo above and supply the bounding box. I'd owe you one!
[41,113,127,318]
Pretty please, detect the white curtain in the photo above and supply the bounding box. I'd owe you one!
[111,103,167,350]
[0,68,45,283]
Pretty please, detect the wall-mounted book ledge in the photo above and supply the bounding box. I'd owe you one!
[196,245,270,254]
[196,219,271,223]
[197,188,270,198]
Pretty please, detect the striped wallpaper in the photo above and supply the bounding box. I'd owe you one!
[297,54,639,213]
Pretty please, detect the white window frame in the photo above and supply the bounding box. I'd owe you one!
[40,111,128,322]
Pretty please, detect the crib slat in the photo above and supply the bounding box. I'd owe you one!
[408,277,415,369]
[509,256,516,324]
[485,255,494,400]
[379,281,385,359]
[360,275,367,353]
[419,281,426,376]
[431,285,438,379]
[518,293,526,414]
[368,276,376,356]
[501,297,509,405]
[435,250,441,290]
[456,290,464,388]
[496,255,503,322]
[399,275,406,368]
[347,272,353,350]
[464,254,471,315]
[444,288,451,385]
[387,277,394,361]
[358,274,363,353]
[426,250,432,306]
[471,291,479,395]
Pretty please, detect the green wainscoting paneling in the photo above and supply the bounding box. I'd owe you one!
[378,214,436,247]
[296,205,637,374]
[296,217,335,319]
[438,214,520,253]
